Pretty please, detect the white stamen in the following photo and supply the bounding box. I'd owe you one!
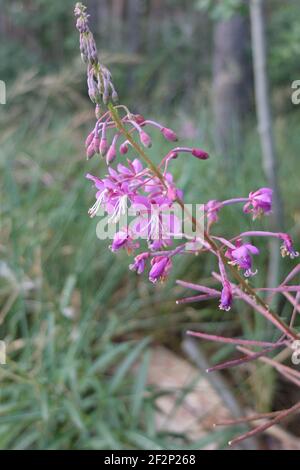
[108,195,128,224]
[88,190,107,218]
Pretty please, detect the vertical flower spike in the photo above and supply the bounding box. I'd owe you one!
[74,2,118,105]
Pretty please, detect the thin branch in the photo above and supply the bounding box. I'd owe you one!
[229,401,300,447]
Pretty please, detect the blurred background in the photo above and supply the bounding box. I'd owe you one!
[0,0,300,450]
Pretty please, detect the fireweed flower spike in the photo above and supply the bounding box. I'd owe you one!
[76,4,300,445]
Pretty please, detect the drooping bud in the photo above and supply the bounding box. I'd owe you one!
[135,114,146,126]
[99,137,108,156]
[139,131,152,148]
[161,127,178,142]
[85,131,94,148]
[86,143,96,160]
[92,135,100,154]
[106,143,116,165]
[120,142,129,155]
[99,123,108,156]
[192,148,209,159]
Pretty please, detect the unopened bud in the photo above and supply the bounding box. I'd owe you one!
[139,131,152,148]
[85,131,94,148]
[161,127,178,142]
[168,151,178,160]
[106,144,116,164]
[100,137,108,156]
[192,148,209,159]
[120,142,129,155]
[93,136,100,154]
[95,104,102,119]
[112,90,119,103]
[135,114,146,126]
[86,143,95,160]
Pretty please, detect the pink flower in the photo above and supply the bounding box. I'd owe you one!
[225,241,260,277]
[110,229,139,253]
[243,188,273,219]
[129,252,150,274]
[219,281,233,311]
[130,195,181,243]
[279,234,299,259]
[149,256,172,283]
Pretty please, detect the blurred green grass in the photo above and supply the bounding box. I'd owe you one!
[0,69,299,449]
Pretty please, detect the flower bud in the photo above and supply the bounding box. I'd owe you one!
[112,90,119,103]
[161,127,178,142]
[99,137,108,156]
[120,142,129,155]
[139,131,152,148]
[86,143,96,160]
[191,148,209,159]
[135,114,146,125]
[168,151,178,160]
[93,136,100,154]
[85,131,94,148]
[106,144,116,165]
[95,104,102,119]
